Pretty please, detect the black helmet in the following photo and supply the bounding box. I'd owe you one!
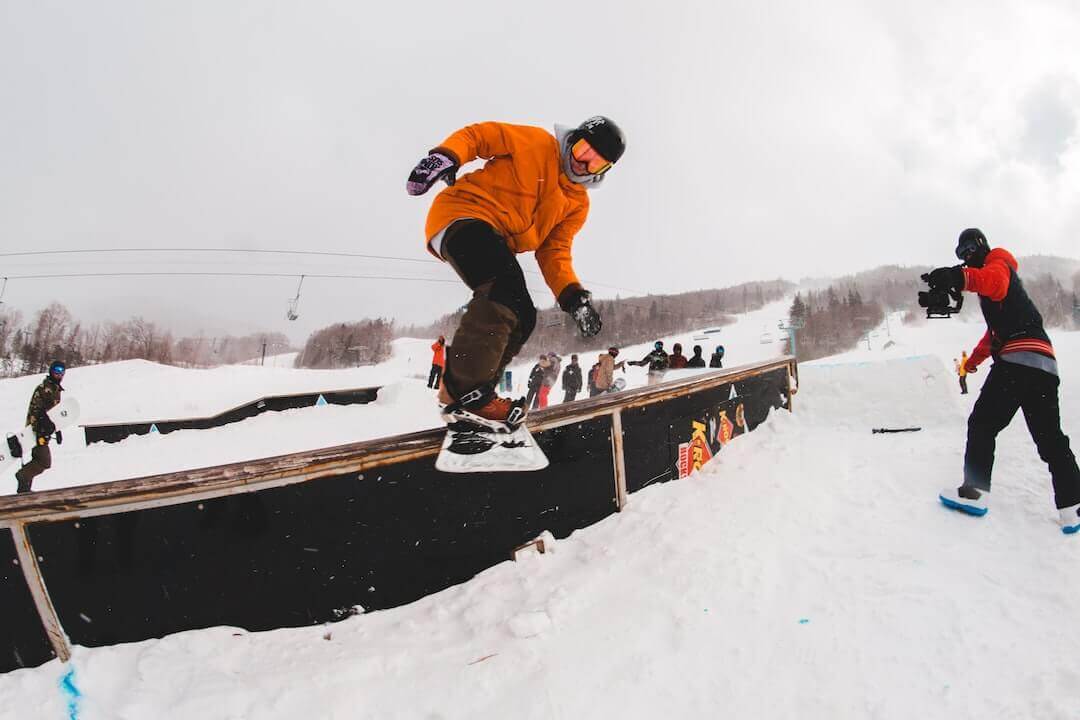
[955,228,990,266]
[569,116,626,164]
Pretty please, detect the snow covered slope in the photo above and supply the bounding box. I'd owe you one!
[1,312,1078,718]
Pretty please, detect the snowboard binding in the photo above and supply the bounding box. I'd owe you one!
[439,385,528,434]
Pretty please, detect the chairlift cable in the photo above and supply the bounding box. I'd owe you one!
[2,271,463,283]
[0,247,646,296]
[0,247,441,265]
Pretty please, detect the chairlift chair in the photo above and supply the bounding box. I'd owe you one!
[286,275,305,321]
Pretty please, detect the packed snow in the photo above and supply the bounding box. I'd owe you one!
[1,302,1079,719]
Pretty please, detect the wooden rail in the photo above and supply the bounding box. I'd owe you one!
[0,357,794,527]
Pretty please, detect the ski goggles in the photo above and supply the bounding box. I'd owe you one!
[50,365,65,378]
[571,139,612,176]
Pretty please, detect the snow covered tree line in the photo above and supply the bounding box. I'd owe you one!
[788,286,885,361]
[400,280,792,358]
[0,301,292,377]
[294,318,394,369]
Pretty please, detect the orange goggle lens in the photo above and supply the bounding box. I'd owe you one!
[571,139,612,175]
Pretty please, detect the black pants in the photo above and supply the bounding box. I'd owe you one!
[526,385,541,409]
[959,375,968,394]
[564,388,578,403]
[964,361,1080,508]
[15,443,52,493]
[427,364,443,389]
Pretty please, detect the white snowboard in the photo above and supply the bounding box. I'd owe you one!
[435,422,549,473]
[1,396,81,473]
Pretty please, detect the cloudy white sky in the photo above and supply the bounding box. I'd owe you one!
[2,0,1079,342]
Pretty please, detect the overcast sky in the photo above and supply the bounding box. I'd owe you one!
[2,0,1079,343]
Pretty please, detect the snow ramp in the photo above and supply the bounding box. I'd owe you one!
[0,357,796,673]
[797,355,965,432]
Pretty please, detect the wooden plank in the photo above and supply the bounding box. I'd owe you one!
[611,409,628,511]
[10,523,70,663]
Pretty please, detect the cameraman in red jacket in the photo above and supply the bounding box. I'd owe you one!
[929,229,1080,534]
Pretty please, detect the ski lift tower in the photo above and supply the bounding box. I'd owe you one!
[347,345,369,368]
[777,317,805,357]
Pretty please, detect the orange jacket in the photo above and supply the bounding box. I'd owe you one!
[424,122,590,299]
[431,340,445,368]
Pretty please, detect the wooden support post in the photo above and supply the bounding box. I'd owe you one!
[10,523,70,663]
[610,409,628,511]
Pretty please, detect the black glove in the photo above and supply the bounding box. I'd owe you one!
[927,265,965,292]
[55,430,63,445]
[37,413,56,437]
[406,152,458,196]
[558,286,602,338]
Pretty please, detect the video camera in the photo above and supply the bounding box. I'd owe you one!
[918,272,963,319]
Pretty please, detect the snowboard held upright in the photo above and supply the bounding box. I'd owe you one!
[1,396,81,474]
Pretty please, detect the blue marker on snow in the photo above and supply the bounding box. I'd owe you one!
[798,618,810,625]
[60,667,82,720]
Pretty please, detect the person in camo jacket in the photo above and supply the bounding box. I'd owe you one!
[406,116,626,432]
[14,360,66,494]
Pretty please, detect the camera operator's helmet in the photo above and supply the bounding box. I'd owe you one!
[956,228,990,265]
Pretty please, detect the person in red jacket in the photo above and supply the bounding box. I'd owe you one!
[406,117,626,432]
[428,336,446,389]
[928,229,1080,534]
[668,343,689,369]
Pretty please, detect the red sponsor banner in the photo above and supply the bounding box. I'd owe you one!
[678,420,713,478]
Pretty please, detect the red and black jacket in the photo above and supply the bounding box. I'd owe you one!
[963,248,1056,376]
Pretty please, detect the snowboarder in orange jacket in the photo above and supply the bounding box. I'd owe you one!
[407,117,626,431]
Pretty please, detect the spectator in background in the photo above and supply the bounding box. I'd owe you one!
[562,354,583,403]
[668,343,688,369]
[595,347,626,395]
[14,360,66,494]
[955,350,969,395]
[630,341,670,385]
[539,353,561,408]
[428,336,446,389]
[709,344,725,369]
[527,355,550,409]
[588,354,603,397]
[687,345,706,368]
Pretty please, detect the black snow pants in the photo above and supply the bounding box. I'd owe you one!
[15,443,52,493]
[963,361,1080,509]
